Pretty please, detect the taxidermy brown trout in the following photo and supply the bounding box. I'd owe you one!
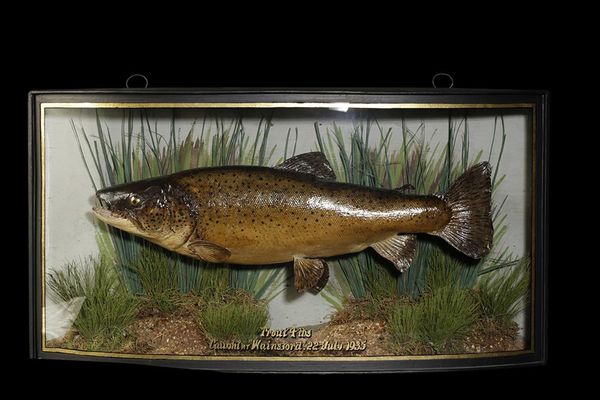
[92,152,493,292]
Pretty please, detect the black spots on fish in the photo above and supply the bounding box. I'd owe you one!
[252,219,255,223]
[259,176,264,181]
[328,223,332,226]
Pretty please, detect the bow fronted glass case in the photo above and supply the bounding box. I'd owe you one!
[29,89,548,372]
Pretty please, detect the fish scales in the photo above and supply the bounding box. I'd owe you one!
[174,166,451,264]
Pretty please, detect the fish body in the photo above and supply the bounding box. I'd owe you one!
[93,152,493,291]
[174,166,452,264]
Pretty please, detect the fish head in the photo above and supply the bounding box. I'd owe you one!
[92,180,189,245]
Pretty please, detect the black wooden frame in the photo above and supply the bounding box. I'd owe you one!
[28,88,549,372]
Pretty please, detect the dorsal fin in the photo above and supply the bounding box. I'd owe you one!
[275,152,336,181]
[395,184,415,194]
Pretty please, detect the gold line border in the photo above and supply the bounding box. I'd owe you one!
[41,105,46,353]
[39,101,538,362]
[42,102,535,109]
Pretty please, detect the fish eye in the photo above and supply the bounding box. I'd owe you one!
[129,195,141,207]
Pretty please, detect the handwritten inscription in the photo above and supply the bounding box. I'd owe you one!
[208,339,367,352]
[260,327,312,339]
[208,326,366,353]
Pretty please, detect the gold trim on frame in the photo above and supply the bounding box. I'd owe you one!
[39,101,538,362]
[41,102,534,109]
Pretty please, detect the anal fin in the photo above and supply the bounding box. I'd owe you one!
[293,257,329,292]
[370,234,417,273]
[187,240,231,263]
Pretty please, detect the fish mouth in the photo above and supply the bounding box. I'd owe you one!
[92,207,141,234]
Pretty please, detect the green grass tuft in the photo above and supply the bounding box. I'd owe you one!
[386,255,479,354]
[474,257,530,326]
[364,262,398,300]
[198,290,269,342]
[424,250,469,292]
[387,299,424,353]
[47,256,139,351]
[193,263,230,301]
[387,286,477,354]
[131,247,181,312]
[418,286,477,352]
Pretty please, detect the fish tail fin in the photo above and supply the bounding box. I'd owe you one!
[434,162,494,259]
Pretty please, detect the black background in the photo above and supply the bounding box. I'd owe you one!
[9,16,565,389]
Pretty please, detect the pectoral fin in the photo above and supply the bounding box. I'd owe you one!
[371,234,417,273]
[187,240,231,263]
[293,257,329,292]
